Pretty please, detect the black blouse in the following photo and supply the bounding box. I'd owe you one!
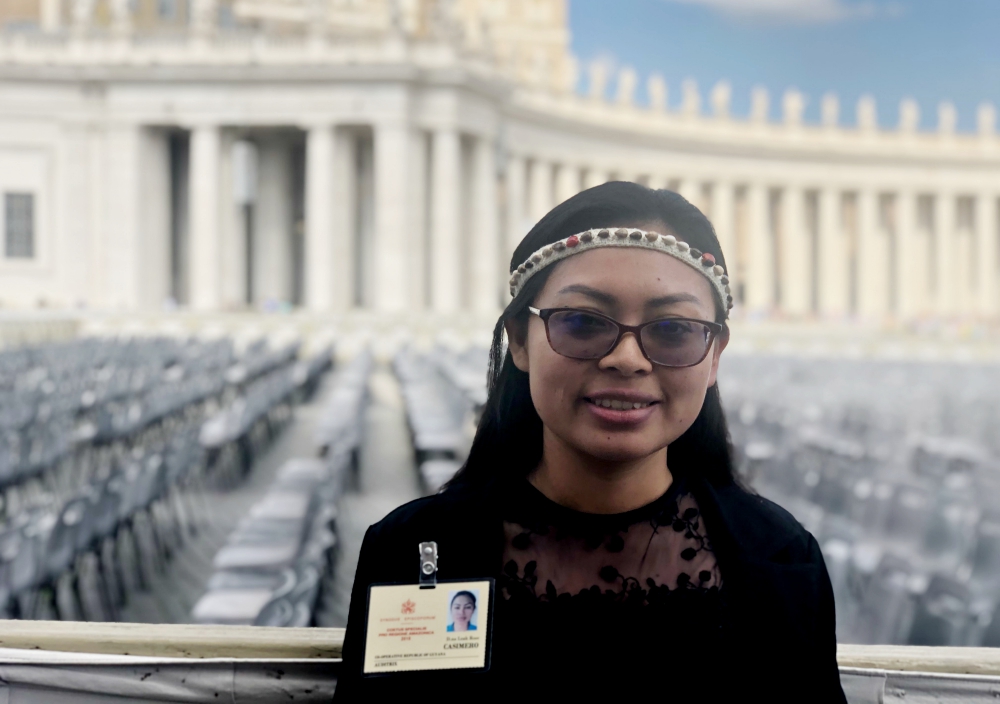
[333,475,847,703]
[493,479,725,698]
[500,477,722,602]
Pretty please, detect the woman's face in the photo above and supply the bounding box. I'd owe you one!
[508,245,728,465]
[451,595,475,628]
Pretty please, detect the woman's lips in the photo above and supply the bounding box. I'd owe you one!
[583,397,659,425]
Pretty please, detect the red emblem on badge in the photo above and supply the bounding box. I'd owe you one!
[401,599,416,614]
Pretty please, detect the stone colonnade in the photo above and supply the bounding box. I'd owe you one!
[181,123,500,315]
[183,129,1000,319]
[501,158,1000,319]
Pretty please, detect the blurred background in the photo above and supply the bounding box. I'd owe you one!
[0,0,999,649]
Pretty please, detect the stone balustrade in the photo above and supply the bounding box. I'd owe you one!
[0,621,997,702]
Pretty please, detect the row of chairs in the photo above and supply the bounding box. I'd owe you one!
[0,404,211,621]
[394,346,488,494]
[0,338,236,522]
[293,344,335,401]
[720,354,1000,647]
[0,337,323,622]
[192,351,371,627]
[191,457,341,626]
[314,349,371,459]
[394,348,473,465]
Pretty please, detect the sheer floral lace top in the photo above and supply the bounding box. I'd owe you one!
[500,476,722,603]
[493,477,726,693]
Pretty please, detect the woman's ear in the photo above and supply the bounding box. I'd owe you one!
[505,317,530,372]
[706,327,730,388]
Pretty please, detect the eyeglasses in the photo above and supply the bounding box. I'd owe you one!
[528,307,724,368]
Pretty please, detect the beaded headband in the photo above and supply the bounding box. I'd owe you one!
[508,227,734,317]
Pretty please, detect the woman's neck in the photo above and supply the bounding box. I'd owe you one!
[528,428,673,514]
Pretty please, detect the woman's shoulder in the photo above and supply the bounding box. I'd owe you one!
[702,480,820,564]
[368,481,496,541]
[359,481,500,582]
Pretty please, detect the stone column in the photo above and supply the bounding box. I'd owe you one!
[895,189,917,319]
[528,159,554,224]
[935,191,956,315]
[190,0,217,39]
[136,128,173,310]
[817,187,847,316]
[71,0,95,36]
[217,130,243,309]
[408,130,429,309]
[430,128,461,313]
[102,125,142,309]
[712,180,736,277]
[744,183,773,313]
[583,168,609,191]
[678,179,700,209]
[189,124,222,311]
[977,191,998,317]
[110,0,132,37]
[40,0,61,32]
[305,124,335,311]
[505,153,526,264]
[780,185,810,316]
[331,129,356,310]
[255,137,294,305]
[373,121,411,312]
[555,164,579,205]
[857,188,886,317]
[470,136,499,314]
[649,175,673,191]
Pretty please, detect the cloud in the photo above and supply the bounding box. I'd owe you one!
[662,0,903,25]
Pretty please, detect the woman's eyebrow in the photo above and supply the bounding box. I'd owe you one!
[646,293,704,307]
[557,286,706,308]
[555,284,617,305]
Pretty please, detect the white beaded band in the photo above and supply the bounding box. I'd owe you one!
[508,227,733,317]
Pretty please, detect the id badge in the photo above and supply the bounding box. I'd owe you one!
[363,579,494,675]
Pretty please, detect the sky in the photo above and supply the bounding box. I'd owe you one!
[568,0,1000,131]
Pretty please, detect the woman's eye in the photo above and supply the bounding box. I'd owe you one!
[563,313,609,332]
[645,320,700,346]
[653,321,691,335]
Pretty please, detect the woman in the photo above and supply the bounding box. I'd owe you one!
[447,591,478,632]
[335,183,846,702]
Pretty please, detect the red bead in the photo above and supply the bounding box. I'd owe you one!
[702,253,716,265]
[566,235,580,248]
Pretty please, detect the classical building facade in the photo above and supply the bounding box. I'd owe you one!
[0,0,998,321]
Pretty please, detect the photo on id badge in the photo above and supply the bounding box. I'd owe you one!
[362,579,492,675]
[446,589,479,632]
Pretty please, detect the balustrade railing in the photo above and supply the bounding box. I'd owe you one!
[0,620,998,704]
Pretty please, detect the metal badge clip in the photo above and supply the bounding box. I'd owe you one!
[418,541,438,588]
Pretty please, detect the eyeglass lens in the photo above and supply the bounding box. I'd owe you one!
[545,310,713,367]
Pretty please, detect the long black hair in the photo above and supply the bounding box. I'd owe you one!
[448,181,737,490]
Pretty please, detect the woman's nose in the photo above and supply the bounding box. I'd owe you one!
[598,332,652,375]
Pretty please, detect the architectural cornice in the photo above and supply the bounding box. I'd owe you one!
[506,90,1000,172]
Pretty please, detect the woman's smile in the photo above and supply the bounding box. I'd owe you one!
[583,390,661,425]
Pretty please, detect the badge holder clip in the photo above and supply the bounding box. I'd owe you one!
[418,541,438,588]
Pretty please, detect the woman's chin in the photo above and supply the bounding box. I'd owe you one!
[574,438,662,464]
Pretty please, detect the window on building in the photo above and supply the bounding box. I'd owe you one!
[5,192,35,259]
